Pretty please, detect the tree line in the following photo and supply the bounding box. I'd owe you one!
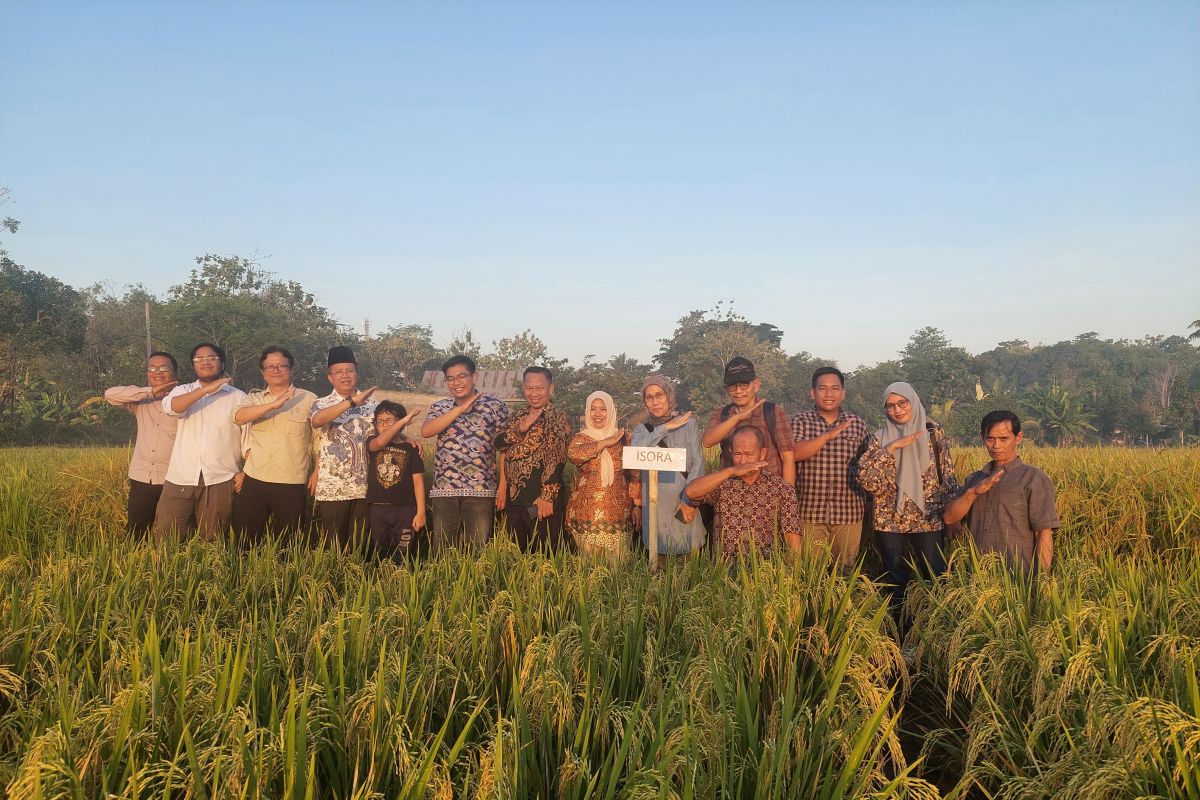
[2,251,1198,446]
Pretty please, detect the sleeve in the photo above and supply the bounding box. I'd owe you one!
[678,419,707,505]
[494,414,522,452]
[930,428,960,508]
[789,414,807,442]
[161,384,189,417]
[104,385,148,409]
[490,399,512,442]
[954,469,986,500]
[704,408,724,438]
[1028,471,1060,531]
[773,406,795,448]
[567,433,602,466]
[424,399,449,421]
[537,412,571,503]
[309,394,331,422]
[779,484,802,535]
[855,435,894,497]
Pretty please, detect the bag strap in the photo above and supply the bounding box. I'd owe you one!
[928,424,945,486]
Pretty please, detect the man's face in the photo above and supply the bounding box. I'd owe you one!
[261,352,293,391]
[523,372,553,410]
[884,393,913,425]
[146,355,175,388]
[810,374,845,414]
[730,431,767,478]
[328,363,358,396]
[445,364,476,400]
[724,378,760,408]
[982,421,1023,464]
[643,385,671,419]
[191,347,223,382]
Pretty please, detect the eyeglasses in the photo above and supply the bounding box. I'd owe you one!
[445,373,473,384]
[192,356,220,364]
[884,399,911,412]
[147,366,174,374]
[262,364,292,372]
[329,369,356,378]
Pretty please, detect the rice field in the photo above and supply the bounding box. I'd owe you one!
[0,446,1196,799]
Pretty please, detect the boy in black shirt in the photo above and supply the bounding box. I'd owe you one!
[366,401,425,558]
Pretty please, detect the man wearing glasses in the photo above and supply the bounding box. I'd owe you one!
[154,342,247,540]
[104,351,181,536]
[310,345,378,546]
[231,345,317,545]
[420,354,511,549]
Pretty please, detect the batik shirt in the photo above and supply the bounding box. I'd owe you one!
[496,405,571,506]
[426,394,511,499]
[311,390,379,502]
[790,409,870,524]
[856,422,959,533]
[694,470,802,559]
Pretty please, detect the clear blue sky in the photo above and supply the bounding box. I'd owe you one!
[2,2,1197,369]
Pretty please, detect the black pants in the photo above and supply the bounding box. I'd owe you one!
[317,498,369,548]
[501,503,567,553]
[127,479,164,536]
[875,529,946,637]
[368,504,419,559]
[233,475,307,546]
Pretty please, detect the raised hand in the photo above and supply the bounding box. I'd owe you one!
[352,386,377,405]
[887,429,926,453]
[519,406,544,432]
[666,411,694,431]
[972,468,1006,497]
[271,386,297,409]
[398,408,421,428]
[456,391,481,414]
[825,420,851,440]
[728,460,769,477]
[205,377,232,394]
[603,428,626,447]
[150,381,178,399]
[734,399,765,422]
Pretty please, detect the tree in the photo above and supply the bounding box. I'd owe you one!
[898,327,976,407]
[0,256,86,382]
[478,329,566,372]
[361,324,441,391]
[1189,320,1200,342]
[1022,382,1096,445]
[557,353,652,426]
[0,187,18,237]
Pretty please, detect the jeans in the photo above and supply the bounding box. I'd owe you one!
[875,529,946,635]
[431,496,495,550]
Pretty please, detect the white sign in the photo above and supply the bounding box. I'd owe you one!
[622,446,688,473]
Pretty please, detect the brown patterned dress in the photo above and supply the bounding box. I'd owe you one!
[856,422,959,533]
[566,432,637,551]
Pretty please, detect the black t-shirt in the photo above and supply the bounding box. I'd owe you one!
[365,439,420,506]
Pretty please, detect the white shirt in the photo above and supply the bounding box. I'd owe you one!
[162,381,247,486]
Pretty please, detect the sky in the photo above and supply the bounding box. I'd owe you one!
[2,1,1198,370]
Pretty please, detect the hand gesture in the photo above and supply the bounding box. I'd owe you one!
[734,399,765,422]
[398,408,421,428]
[665,411,693,431]
[972,468,1005,497]
[352,386,377,406]
[150,381,178,399]
[456,391,481,415]
[603,428,626,448]
[729,460,769,477]
[271,386,297,409]
[519,406,544,432]
[675,502,697,524]
[205,377,232,395]
[887,429,926,453]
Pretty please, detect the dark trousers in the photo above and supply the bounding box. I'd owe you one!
[500,503,567,553]
[430,496,495,550]
[317,498,369,548]
[368,504,419,559]
[876,529,946,636]
[233,475,307,546]
[127,479,164,536]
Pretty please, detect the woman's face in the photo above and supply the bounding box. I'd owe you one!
[643,385,670,418]
[885,393,913,425]
[589,398,609,428]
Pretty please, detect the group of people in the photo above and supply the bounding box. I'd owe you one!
[106,344,1059,630]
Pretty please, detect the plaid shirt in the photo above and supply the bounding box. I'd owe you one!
[790,409,870,524]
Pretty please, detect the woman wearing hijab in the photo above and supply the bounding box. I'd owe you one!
[631,375,707,567]
[566,391,637,561]
[856,381,959,635]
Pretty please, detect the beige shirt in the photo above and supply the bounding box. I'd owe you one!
[104,385,179,484]
[236,387,317,485]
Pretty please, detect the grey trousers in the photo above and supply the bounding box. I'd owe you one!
[430,496,495,551]
[153,477,234,541]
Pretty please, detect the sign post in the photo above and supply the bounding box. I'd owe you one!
[622,446,688,572]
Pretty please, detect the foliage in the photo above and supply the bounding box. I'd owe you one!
[0,256,86,378]
[360,323,442,391]
[898,327,976,409]
[0,375,124,445]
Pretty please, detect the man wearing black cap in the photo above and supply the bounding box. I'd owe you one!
[310,345,379,545]
[702,357,795,485]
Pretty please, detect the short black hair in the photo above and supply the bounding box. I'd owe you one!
[375,400,408,420]
[523,365,553,383]
[148,351,178,373]
[442,355,476,375]
[259,345,295,370]
[811,366,845,389]
[190,342,226,367]
[731,424,766,448]
[980,410,1022,437]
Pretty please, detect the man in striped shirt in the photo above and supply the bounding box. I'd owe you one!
[790,366,870,568]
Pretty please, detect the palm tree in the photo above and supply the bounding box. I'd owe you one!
[1189,320,1200,342]
[1022,382,1097,445]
